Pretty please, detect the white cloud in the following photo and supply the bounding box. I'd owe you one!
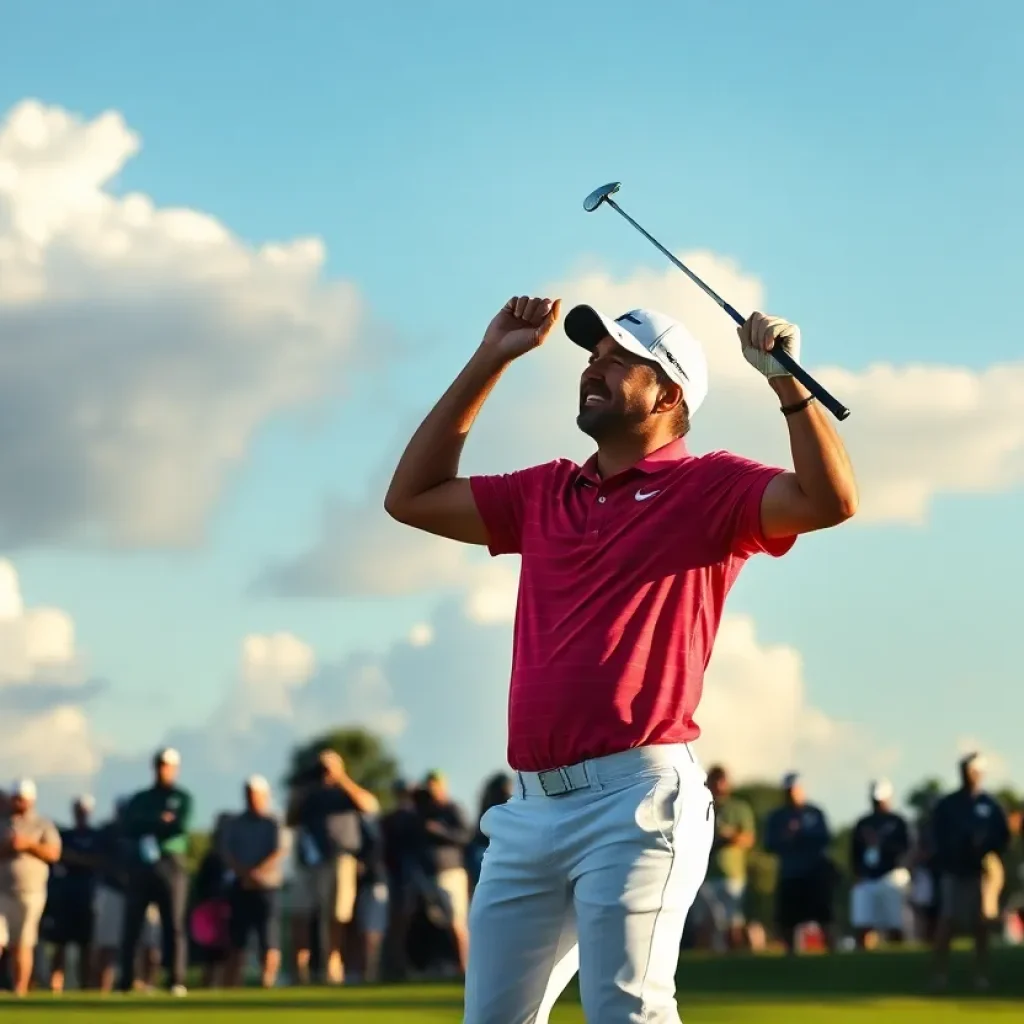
[218,632,318,727]
[0,99,367,547]
[408,623,434,647]
[0,559,101,785]
[692,615,898,814]
[93,631,410,820]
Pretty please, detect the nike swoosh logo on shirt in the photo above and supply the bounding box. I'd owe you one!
[635,489,661,501]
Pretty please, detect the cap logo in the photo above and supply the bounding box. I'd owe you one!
[650,337,689,382]
[615,312,644,325]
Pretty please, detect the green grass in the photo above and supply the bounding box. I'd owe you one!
[3,947,1023,1022]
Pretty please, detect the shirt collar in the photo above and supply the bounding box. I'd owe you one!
[575,436,691,486]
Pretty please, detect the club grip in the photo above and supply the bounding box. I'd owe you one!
[725,302,850,421]
[772,348,850,421]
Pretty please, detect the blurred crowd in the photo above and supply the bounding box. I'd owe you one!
[0,746,1020,996]
[690,752,1020,991]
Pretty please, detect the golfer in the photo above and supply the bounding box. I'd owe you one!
[385,296,857,1022]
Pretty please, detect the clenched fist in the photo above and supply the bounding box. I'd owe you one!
[481,296,562,362]
[738,312,800,379]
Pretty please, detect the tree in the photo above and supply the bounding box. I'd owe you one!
[284,726,401,806]
[906,777,945,818]
[993,786,1023,814]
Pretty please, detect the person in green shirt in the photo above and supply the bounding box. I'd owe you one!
[693,765,756,951]
[117,747,194,995]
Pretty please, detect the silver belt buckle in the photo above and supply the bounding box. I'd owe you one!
[538,767,574,797]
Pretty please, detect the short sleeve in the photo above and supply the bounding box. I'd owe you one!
[739,801,756,834]
[44,819,62,852]
[469,462,557,557]
[698,450,797,559]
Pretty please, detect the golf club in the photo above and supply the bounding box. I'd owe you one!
[583,182,850,421]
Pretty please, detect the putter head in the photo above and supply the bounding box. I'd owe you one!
[583,182,621,212]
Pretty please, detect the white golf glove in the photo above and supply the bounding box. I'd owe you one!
[739,312,800,378]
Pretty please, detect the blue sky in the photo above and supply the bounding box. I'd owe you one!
[1,0,1021,824]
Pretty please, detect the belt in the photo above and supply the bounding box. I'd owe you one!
[516,744,698,798]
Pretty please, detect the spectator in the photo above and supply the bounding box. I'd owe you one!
[219,776,286,988]
[190,812,234,988]
[380,779,420,980]
[0,779,62,996]
[694,765,756,952]
[765,772,835,954]
[93,797,138,993]
[908,793,941,943]
[354,810,389,983]
[284,776,319,985]
[48,795,101,992]
[466,772,514,889]
[416,771,472,976]
[849,779,911,949]
[118,747,194,996]
[930,753,1011,992]
[292,749,379,984]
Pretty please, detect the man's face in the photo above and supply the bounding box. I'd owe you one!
[73,804,91,829]
[247,786,270,814]
[787,783,806,806]
[10,795,30,816]
[576,337,676,442]
[426,777,447,803]
[156,761,178,787]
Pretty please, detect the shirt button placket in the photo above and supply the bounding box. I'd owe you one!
[592,491,607,538]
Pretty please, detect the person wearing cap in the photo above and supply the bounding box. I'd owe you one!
[385,296,856,1022]
[930,753,1011,991]
[117,747,194,995]
[764,773,835,954]
[849,780,911,950]
[692,765,756,953]
[218,775,287,988]
[47,795,102,992]
[0,779,62,996]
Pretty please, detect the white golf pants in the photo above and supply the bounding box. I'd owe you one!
[463,744,714,1024]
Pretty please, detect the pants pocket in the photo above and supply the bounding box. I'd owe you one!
[637,769,683,848]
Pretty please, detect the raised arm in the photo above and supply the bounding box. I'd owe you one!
[739,313,859,539]
[384,296,561,543]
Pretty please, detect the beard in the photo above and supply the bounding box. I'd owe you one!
[576,396,647,441]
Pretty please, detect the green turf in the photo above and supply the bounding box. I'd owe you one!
[3,948,1022,1021]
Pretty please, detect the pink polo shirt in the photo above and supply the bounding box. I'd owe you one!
[469,438,795,772]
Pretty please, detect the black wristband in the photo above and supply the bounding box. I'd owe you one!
[781,395,815,416]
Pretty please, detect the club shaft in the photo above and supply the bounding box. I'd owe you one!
[601,197,850,421]
[606,198,742,321]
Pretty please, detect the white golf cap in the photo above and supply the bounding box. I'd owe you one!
[11,778,36,801]
[246,774,270,793]
[960,751,986,772]
[74,794,96,812]
[564,305,709,416]
[870,779,894,803]
[155,747,180,766]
